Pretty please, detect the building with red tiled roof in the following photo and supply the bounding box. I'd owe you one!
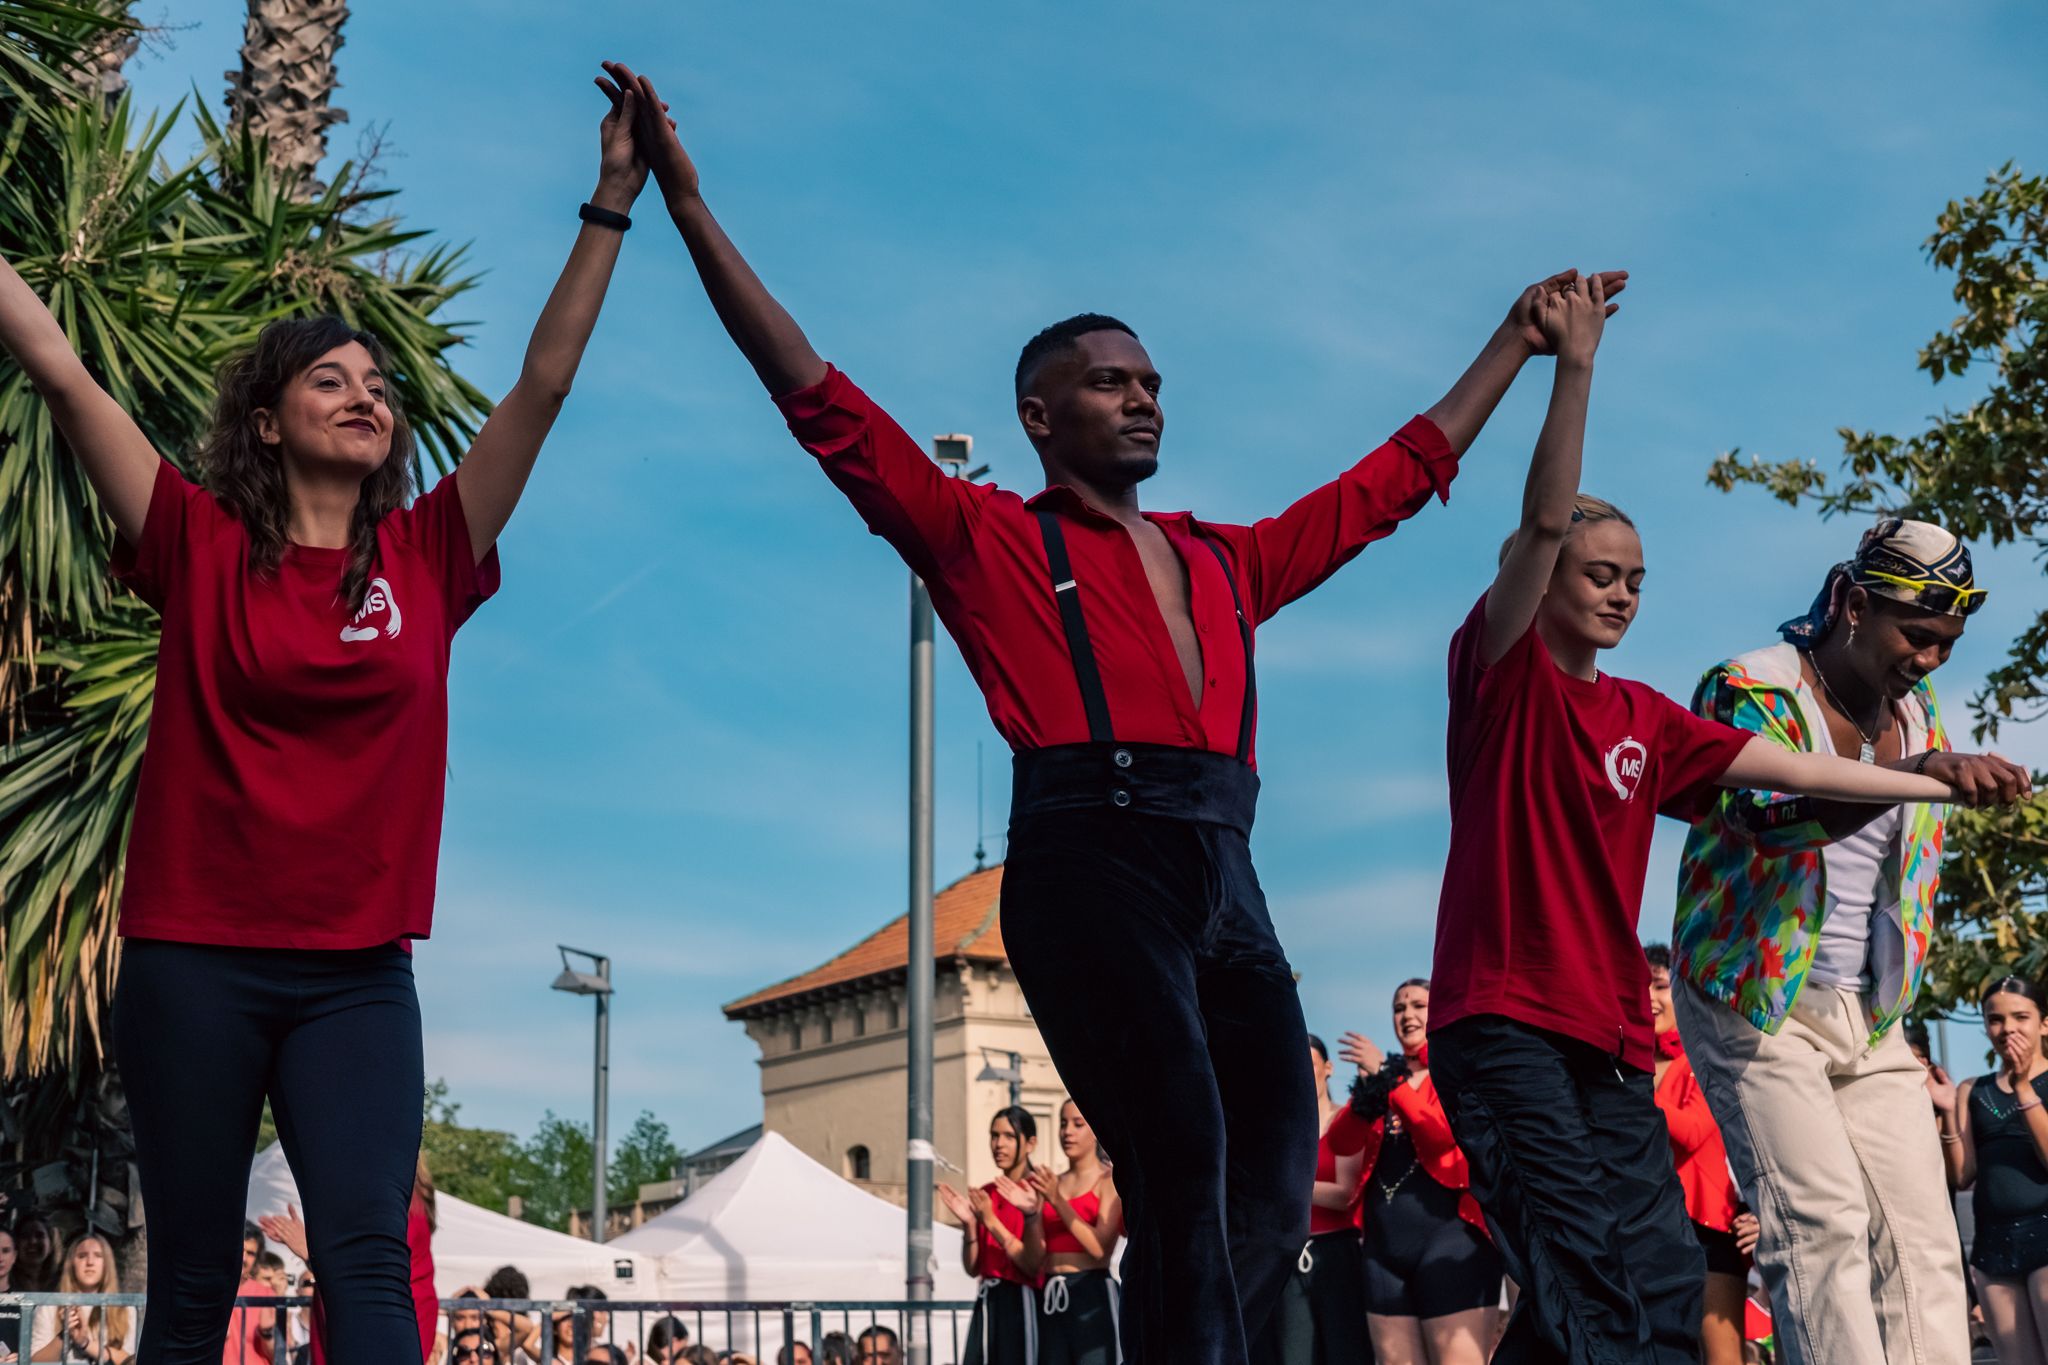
[723,864,1065,1206]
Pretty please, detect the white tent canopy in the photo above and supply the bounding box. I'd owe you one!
[245,1143,659,1302]
[611,1130,977,1303]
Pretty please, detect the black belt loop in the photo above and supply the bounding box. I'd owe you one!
[1197,532,1256,764]
[1035,510,1115,744]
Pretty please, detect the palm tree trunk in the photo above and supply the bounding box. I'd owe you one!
[66,0,137,113]
[223,0,349,198]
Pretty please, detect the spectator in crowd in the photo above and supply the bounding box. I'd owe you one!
[938,1106,1041,1365]
[13,1219,59,1294]
[1648,945,1763,1365]
[644,1315,690,1363]
[814,1333,854,1365]
[1024,1101,1121,1364]
[678,1348,719,1365]
[777,1344,814,1365]
[289,1267,318,1365]
[242,1224,266,1283]
[581,1349,628,1365]
[853,1326,898,1365]
[28,1233,133,1363]
[1254,1036,1369,1365]
[1932,975,2048,1365]
[253,1252,288,1297]
[1343,979,1502,1365]
[481,1268,545,1364]
[447,1323,500,1365]
[525,1286,609,1365]
[447,1291,486,1359]
[0,1225,24,1362]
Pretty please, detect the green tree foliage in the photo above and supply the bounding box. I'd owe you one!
[609,1110,681,1208]
[1707,163,2048,1016]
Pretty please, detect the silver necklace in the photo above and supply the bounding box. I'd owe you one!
[1810,655,1880,764]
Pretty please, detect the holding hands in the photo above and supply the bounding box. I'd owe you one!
[600,62,698,204]
[1532,270,1616,368]
[1916,751,2033,809]
[1508,268,1626,357]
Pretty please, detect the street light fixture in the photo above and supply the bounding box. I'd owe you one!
[976,1047,1025,1109]
[551,945,612,1244]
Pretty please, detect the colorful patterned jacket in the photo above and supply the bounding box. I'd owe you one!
[1671,642,1948,1043]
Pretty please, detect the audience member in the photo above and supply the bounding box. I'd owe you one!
[27,1233,133,1363]
[241,1222,265,1283]
[12,1219,59,1295]
[854,1325,899,1365]
[0,1225,24,1361]
[480,1268,544,1363]
[815,1333,855,1365]
[644,1315,690,1364]
[777,1344,813,1365]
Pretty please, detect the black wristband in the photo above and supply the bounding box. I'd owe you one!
[578,202,632,232]
[1915,750,1935,776]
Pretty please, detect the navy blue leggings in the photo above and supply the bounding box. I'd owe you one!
[113,939,424,1365]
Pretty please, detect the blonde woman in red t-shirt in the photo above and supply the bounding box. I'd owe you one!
[0,74,656,1365]
[1424,271,2030,1364]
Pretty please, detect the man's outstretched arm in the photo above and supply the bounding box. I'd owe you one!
[610,62,826,396]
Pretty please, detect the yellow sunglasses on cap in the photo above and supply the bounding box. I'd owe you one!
[1858,568,1988,616]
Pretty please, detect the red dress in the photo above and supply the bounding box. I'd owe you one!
[1654,1035,1741,1233]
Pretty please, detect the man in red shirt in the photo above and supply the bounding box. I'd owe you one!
[606,62,1611,1361]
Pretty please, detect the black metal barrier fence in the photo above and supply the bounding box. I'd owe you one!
[0,1293,983,1363]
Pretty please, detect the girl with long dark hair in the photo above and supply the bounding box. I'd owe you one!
[1024,1101,1122,1365]
[1932,976,2048,1364]
[0,73,652,1364]
[1342,980,1499,1365]
[940,1107,1044,1364]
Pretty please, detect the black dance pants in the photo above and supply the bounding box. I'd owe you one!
[965,1279,1037,1365]
[114,939,424,1365]
[1002,743,1318,1365]
[1429,1014,1704,1365]
[1254,1230,1373,1365]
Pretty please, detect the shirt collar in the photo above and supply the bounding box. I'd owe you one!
[1022,484,1200,532]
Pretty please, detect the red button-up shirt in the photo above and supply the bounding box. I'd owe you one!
[775,365,1458,764]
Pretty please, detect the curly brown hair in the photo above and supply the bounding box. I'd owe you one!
[196,315,416,611]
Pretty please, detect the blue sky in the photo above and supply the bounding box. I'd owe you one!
[121,2,2047,1153]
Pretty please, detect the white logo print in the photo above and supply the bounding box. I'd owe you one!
[1604,737,1647,802]
[340,577,402,643]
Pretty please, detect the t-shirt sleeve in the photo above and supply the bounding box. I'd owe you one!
[108,459,211,611]
[404,468,501,631]
[1448,590,1544,721]
[1653,691,1753,821]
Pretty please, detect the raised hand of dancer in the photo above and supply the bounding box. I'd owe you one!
[1027,1163,1069,1217]
[1338,1030,1384,1074]
[1535,272,1610,369]
[967,1185,997,1226]
[1509,268,1626,356]
[991,1172,1041,1216]
[936,1182,974,1225]
[601,62,695,203]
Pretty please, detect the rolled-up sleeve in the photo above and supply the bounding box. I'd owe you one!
[774,365,986,579]
[1220,415,1460,622]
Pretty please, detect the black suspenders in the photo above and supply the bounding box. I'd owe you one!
[1033,510,1256,764]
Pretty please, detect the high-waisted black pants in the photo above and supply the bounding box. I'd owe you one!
[1001,744,1317,1365]
[114,939,424,1365]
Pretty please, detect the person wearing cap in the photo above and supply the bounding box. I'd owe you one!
[1671,519,2033,1365]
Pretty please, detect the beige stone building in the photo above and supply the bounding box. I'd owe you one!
[723,865,1068,1208]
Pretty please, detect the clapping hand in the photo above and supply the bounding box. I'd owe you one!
[258,1203,311,1263]
[936,1182,974,1225]
[601,62,699,203]
[991,1172,1040,1216]
[1338,1030,1384,1074]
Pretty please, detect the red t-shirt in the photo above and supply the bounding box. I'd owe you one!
[112,461,499,949]
[1430,594,1749,1072]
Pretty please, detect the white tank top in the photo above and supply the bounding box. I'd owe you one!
[1810,700,1907,989]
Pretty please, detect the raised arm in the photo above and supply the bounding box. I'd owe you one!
[453,72,648,563]
[1480,271,1611,664]
[1718,735,2031,805]
[610,62,825,397]
[0,255,161,543]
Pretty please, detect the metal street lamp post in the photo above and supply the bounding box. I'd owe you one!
[552,945,613,1244]
[977,1047,1025,1109]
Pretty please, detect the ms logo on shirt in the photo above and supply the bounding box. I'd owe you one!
[340,577,402,643]
[1604,737,1646,802]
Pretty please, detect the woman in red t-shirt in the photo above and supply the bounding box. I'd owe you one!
[1023,1101,1122,1365]
[1424,271,2008,1364]
[1647,946,1759,1365]
[938,1106,1042,1365]
[1251,1034,1371,1365]
[0,72,654,1365]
